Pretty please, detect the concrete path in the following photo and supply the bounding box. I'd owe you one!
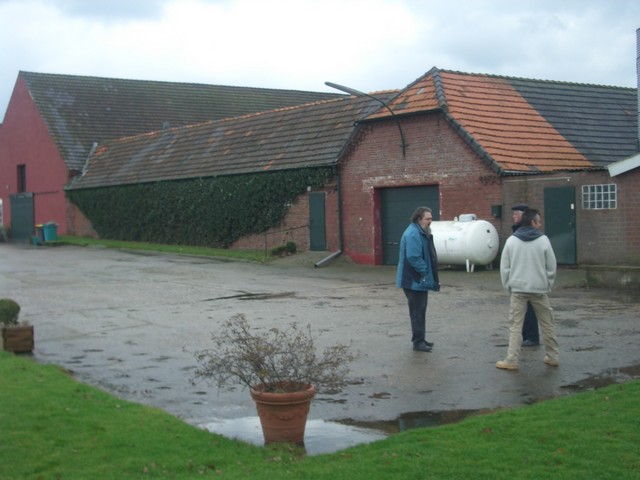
[2,244,639,436]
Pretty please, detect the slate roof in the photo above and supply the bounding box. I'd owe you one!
[67,93,396,190]
[20,71,341,171]
[367,68,638,173]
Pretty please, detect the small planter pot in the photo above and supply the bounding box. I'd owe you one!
[2,325,34,353]
[250,382,315,446]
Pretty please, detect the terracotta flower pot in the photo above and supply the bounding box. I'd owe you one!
[250,382,316,446]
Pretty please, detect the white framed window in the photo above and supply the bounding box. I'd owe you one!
[582,184,617,210]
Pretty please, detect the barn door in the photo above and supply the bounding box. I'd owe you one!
[309,192,326,251]
[544,186,576,265]
[10,192,35,243]
[380,186,440,265]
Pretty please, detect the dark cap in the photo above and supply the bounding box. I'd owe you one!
[511,204,529,212]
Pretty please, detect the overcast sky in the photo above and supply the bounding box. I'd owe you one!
[1,0,638,118]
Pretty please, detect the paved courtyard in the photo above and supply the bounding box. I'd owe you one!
[2,244,639,450]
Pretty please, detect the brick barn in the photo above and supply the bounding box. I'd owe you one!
[65,67,638,266]
[0,71,340,241]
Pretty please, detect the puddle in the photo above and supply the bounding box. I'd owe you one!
[560,363,640,392]
[203,292,296,302]
[201,417,387,455]
[202,408,496,454]
[201,364,640,455]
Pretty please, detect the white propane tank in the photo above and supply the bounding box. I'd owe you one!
[430,214,499,272]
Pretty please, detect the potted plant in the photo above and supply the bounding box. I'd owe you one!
[192,313,355,446]
[0,298,34,353]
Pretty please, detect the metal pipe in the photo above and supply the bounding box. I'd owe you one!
[314,250,342,268]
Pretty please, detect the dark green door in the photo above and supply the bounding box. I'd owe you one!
[381,186,440,265]
[10,192,35,243]
[544,186,576,265]
[309,192,326,251]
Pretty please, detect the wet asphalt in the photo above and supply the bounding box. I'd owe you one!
[2,244,639,443]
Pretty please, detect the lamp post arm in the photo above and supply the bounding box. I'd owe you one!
[325,81,407,157]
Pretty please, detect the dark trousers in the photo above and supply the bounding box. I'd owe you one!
[403,288,429,345]
[522,301,540,342]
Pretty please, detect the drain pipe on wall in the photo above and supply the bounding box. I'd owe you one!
[315,165,343,267]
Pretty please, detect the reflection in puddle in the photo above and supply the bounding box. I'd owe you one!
[561,363,640,392]
[201,417,387,455]
[341,408,489,435]
[202,364,640,455]
[201,410,485,454]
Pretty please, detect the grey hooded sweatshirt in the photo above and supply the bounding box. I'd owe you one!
[500,226,557,294]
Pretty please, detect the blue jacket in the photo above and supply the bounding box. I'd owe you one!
[396,222,440,291]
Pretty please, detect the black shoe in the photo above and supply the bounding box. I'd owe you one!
[424,340,434,347]
[413,342,432,352]
[522,339,539,347]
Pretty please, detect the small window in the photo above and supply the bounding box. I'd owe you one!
[17,164,26,193]
[582,184,617,209]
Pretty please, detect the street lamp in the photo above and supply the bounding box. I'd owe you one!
[325,81,407,157]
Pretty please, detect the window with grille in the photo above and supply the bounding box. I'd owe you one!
[581,184,617,209]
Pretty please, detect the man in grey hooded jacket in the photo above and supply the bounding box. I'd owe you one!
[497,208,560,371]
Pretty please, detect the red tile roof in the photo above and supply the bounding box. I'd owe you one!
[367,68,637,173]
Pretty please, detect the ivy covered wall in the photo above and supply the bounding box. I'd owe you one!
[66,168,333,248]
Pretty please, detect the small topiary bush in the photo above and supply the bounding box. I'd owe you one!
[284,241,297,254]
[0,298,20,326]
[271,241,297,257]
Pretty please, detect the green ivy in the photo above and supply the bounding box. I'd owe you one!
[66,168,333,247]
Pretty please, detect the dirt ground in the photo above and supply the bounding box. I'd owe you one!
[2,244,639,438]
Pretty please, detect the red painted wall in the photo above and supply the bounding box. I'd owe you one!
[0,75,73,235]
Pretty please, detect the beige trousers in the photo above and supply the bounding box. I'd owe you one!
[505,292,559,364]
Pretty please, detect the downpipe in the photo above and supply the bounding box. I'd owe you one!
[314,250,342,268]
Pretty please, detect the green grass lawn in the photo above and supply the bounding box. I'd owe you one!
[1,351,638,479]
[54,235,268,263]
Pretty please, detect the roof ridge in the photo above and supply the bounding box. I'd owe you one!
[431,69,448,111]
[437,68,635,90]
[18,70,340,95]
[214,96,349,123]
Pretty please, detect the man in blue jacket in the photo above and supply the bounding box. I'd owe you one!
[497,208,559,371]
[396,206,440,352]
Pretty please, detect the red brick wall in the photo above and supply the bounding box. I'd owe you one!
[66,200,98,238]
[577,169,640,265]
[502,170,640,265]
[231,180,339,254]
[338,115,503,264]
[617,167,640,264]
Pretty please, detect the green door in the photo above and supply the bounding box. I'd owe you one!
[381,186,440,265]
[544,186,576,265]
[10,193,35,243]
[309,192,326,251]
